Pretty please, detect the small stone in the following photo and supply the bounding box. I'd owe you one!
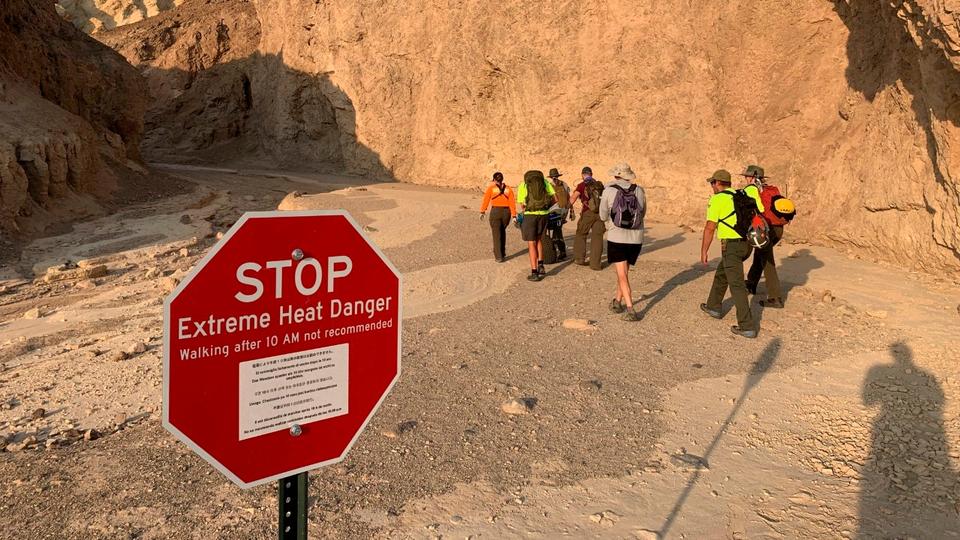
[449,515,464,525]
[144,268,161,279]
[114,413,127,425]
[562,318,595,331]
[501,398,536,415]
[179,248,189,258]
[83,265,108,279]
[363,225,379,233]
[243,195,255,202]
[580,380,602,391]
[215,231,225,240]
[126,342,148,355]
[107,350,129,362]
[45,438,58,449]
[634,529,661,540]
[22,307,42,320]
[83,429,100,441]
[31,408,46,420]
[179,215,192,224]
[161,276,180,291]
[866,310,888,319]
[822,291,835,303]
[589,513,604,523]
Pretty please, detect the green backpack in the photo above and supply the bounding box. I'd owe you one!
[523,170,550,212]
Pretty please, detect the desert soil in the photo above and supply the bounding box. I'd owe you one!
[1,166,959,539]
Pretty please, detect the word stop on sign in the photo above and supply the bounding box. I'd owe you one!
[234,256,353,302]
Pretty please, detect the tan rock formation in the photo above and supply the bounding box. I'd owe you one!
[98,0,960,271]
[57,0,185,33]
[0,0,147,235]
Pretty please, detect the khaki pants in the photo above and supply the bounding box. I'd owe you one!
[706,239,755,330]
[746,225,784,299]
[573,210,604,269]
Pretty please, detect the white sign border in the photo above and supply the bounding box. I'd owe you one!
[162,209,403,489]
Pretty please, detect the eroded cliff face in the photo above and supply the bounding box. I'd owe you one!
[57,0,185,33]
[0,0,147,235]
[246,0,960,271]
[91,0,960,271]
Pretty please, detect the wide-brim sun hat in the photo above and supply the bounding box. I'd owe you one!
[739,165,766,179]
[608,162,637,180]
[548,168,562,178]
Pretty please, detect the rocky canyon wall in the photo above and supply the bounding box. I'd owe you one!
[0,0,147,235]
[245,0,960,271]
[57,0,185,33]
[76,0,960,271]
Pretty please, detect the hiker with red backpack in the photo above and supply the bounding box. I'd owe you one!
[479,171,518,262]
[569,166,606,270]
[699,169,765,338]
[517,170,559,281]
[599,163,646,321]
[741,165,797,308]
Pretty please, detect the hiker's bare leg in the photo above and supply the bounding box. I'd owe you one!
[527,241,538,270]
[536,240,544,262]
[616,262,633,309]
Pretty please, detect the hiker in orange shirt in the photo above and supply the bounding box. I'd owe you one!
[479,171,518,262]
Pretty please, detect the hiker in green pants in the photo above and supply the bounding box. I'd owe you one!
[569,166,605,270]
[699,169,764,339]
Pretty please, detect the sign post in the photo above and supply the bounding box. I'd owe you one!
[162,210,402,537]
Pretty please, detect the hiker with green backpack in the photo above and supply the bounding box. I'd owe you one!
[699,169,765,339]
[599,163,646,321]
[517,170,559,281]
[570,166,606,270]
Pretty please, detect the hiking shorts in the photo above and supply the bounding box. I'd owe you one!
[521,214,548,241]
[607,241,642,266]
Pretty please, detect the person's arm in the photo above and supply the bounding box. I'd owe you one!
[701,221,717,265]
[598,188,612,222]
[517,182,527,213]
[546,181,558,206]
[479,185,492,217]
[747,184,765,213]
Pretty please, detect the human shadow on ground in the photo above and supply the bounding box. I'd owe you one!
[659,338,782,538]
[770,248,824,300]
[857,342,960,539]
[636,265,711,320]
[641,232,685,256]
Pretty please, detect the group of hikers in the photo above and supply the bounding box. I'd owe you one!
[478,163,797,337]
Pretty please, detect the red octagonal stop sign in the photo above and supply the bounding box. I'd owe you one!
[163,210,401,488]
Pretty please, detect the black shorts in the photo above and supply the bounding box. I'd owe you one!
[607,241,642,265]
[521,214,548,241]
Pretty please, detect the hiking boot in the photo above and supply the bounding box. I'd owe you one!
[609,299,626,314]
[760,297,784,308]
[557,252,568,261]
[537,263,546,276]
[730,325,758,339]
[590,265,603,271]
[526,272,541,282]
[622,309,642,322]
[699,303,723,319]
[745,281,757,295]
[574,260,588,266]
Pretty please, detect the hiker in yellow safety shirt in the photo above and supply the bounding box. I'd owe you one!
[699,169,764,339]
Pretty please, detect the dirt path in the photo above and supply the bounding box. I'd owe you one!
[1,168,958,539]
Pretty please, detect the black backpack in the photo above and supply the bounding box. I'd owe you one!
[719,189,761,239]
